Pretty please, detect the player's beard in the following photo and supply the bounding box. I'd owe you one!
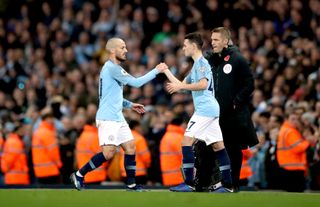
[116,54,126,62]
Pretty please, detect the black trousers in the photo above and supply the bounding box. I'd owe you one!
[194,141,243,191]
[225,144,243,191]
[194,141,221,192]
[280,168,305,192]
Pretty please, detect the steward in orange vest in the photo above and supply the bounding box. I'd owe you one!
[120,120,151,184]
[32,111,62,184]
[76,119,108,184]
[0,134,3,174]
[1,122,30,185]
[277,111,309,192]
[160,118,185,186]
[239,148,253,185]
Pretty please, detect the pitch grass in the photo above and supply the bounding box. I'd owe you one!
[0,189,319,207]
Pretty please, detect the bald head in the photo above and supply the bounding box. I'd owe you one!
[106,38,124,50]
[105,37,127,63]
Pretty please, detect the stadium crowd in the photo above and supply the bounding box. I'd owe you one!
[0,0,319,191]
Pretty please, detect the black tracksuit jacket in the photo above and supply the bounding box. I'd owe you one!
[205,46,258,149]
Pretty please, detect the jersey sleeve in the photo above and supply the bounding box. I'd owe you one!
[110,65,159,88]
[123,99,133,108]
[184,73,191,84]
[109,65,134,85]
[197,62,211,81]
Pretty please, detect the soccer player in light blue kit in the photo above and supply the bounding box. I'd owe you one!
[70,37,167,191]
[164,33,233,192]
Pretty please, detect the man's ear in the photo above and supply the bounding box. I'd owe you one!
[109,48,114,54]
[224,38,229,47]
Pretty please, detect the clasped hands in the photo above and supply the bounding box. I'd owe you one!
[156,63,182,94]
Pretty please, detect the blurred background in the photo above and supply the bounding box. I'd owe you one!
[0,0,319,191]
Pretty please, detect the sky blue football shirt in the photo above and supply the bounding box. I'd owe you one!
[96,60,159,121]
[185,56,220,118]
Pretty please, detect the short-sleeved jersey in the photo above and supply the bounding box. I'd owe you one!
[185,56,220,118]
[96,60,158,121]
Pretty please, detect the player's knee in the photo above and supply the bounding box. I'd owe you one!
[123,141,136,154]
[102,147,117,160]
[211,141,225,151]
[182,136,194,146]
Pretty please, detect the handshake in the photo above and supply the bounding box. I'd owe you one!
[155,62,183,94]
[155,62,170,73]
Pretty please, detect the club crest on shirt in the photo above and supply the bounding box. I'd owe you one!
[223,64,232,74]
[121,69,129,75]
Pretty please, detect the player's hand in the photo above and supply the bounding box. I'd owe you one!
[155,62,168,73]
[166,82,181,94]
[131,103,146,114]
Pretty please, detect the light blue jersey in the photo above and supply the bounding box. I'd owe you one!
[185,56,220,118]
[96,60,159,121]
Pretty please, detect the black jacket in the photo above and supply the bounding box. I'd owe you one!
[206,46,258,148]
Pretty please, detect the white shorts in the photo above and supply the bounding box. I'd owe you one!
[96,120,134,146]
[184,114,223,145]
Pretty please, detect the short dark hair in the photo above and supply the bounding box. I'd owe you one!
[184,32,203,49]
[170,117,184,126]
[129,120,140,129]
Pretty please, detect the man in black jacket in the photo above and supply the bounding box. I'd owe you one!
[201,27,258,191]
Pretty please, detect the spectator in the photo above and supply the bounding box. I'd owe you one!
[32,107,62,184]
[277,108,310,192]
[160,117,185,186]
[1,120,30,185]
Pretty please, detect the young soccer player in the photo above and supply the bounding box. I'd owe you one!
[163,33,233,192]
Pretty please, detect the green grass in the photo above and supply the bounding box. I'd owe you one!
[0,189,319,207]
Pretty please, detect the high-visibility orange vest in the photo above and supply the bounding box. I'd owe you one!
[76,125,107,183]
[240,148,253,180]
[120,130,151,177]
[32,121,62,178]
[1,133,30,185]
[160,124,184,186]
[277,121,309,172]
[0,136,3,171]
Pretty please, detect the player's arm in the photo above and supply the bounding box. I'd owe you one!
[167,78,208,93]
[126,69,159,87]
[183,78,208,91]
[163,69,181,84]
[123,99,145,113]
[112,63,167,88]
[165,63,209,94]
